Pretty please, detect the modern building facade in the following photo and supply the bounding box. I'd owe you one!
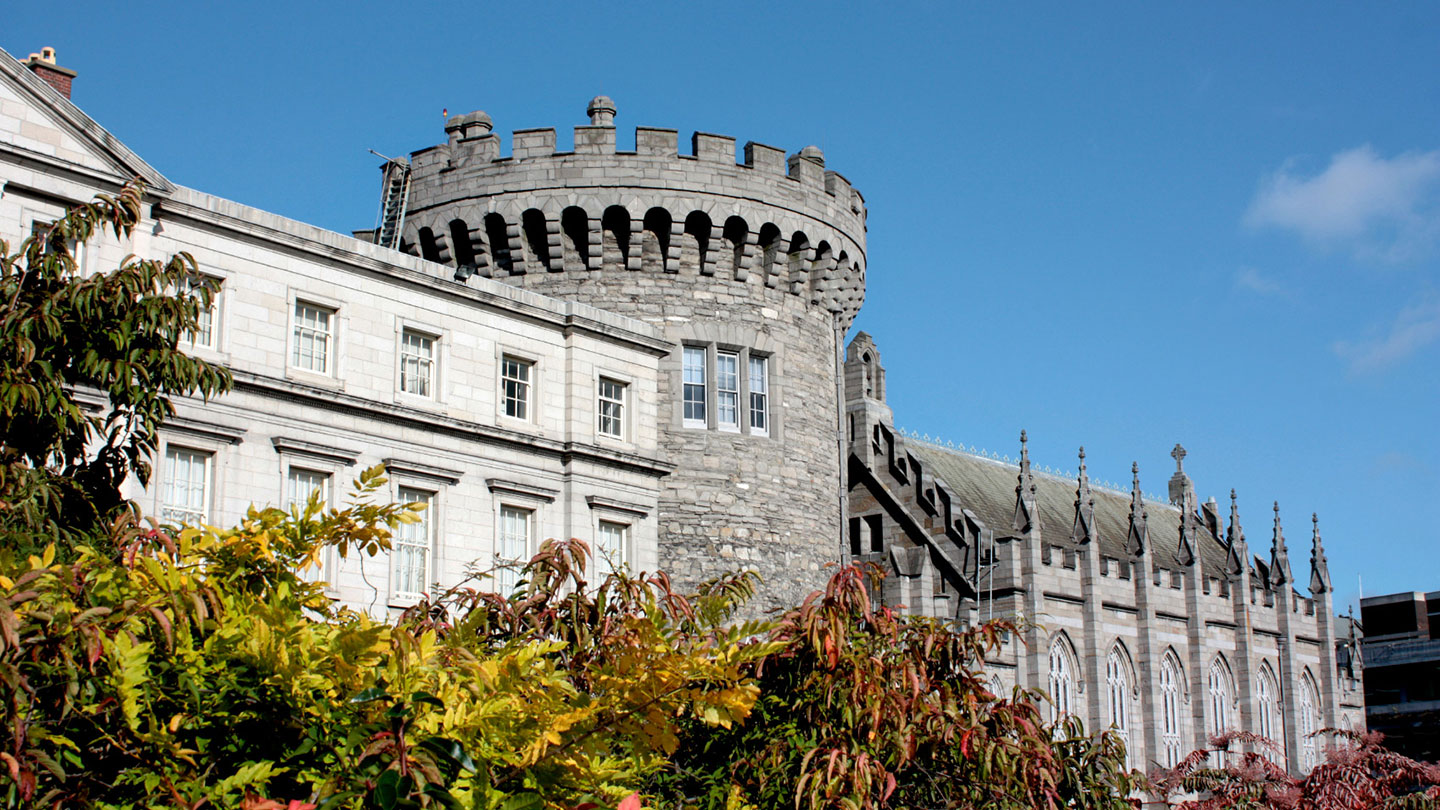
[1,46,1363,773]
[1361,591,1440,761]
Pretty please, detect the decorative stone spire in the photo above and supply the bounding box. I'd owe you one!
[1125,462,1148,558]
[1175,505,1197,568]
[1309,512,1332,594]
[1224,489,1248,577]
[1269,501,1292,587]
[1072,447,1097,545]
[586,95,617,126]
[1168,443,1196,511]
[1013,430,1038,534]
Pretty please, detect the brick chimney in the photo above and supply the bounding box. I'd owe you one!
[24,47,76,99]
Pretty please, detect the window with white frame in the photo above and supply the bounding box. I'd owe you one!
[1208,657,1234,738]
[682,346,706,426]
[495,505,532,594]
[716,351,739,429]
[286,467,330,513]
[748,355,769,434]
[594,520,628,581]
[391,488,433,601]
[287,467,332,581]
[1048,637,1076,723]
[598,377,626,439]
[162,446,211,525]
[1257,666,1281,751]
[183,276,221,350]
[1107,647,1132,769]
[1160,652,1185,768]
[1299,672,1320,771]
[400,330,435,397]
[292,301,335,374]
[501,356,532,420]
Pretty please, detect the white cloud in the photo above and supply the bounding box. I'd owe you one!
[1332,293,1440,373]
[1234,266,1286,296]
[1245,146,1440,261]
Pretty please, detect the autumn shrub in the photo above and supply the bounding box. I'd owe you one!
[1150,729,1440,809]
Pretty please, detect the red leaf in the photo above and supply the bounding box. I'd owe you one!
[618,793,643,810]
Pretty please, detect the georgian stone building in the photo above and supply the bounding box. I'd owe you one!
[1,46,1362,773]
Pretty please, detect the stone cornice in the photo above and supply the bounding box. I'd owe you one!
[486,478,558,502]
[150,192,672,357]
[271,436,362,466]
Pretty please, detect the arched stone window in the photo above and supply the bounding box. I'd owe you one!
[1299,669,1321,771]
[1257,663,1282,753]
[1048,634,1078,723]
[1159,650,1186,768]
[1106,644,1134,768]
[1208,655,1236,766]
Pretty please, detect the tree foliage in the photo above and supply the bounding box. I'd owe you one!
[0,182,230,552]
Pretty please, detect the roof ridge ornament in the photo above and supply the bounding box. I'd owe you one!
[1269,501,1292,587]
[1126,462,1148,558]
[1310,512,1332,595]
[1012,430,1039,536]
[1072,446,1097,545]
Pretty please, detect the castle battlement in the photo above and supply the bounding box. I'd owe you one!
[395,97,867,329]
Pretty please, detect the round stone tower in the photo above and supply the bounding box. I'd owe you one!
[396,97,867,610]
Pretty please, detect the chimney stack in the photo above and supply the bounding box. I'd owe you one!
[24,47,77,99]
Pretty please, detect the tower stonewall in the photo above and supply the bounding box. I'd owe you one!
[393,97,867,610]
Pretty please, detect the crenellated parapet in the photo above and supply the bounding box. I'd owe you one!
[394,97,868,329]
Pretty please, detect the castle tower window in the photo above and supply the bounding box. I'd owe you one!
[391,487,434,603]
[716,351,740,429]
[748,355,769,434]
[400,329,436,398]
[682,346,707,427]
[598,377,626,438]
[502,355,532,420]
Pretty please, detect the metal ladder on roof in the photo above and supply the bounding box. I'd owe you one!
[375,157,411,251]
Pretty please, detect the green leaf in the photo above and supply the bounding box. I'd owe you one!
[418,737,476,774]
[499,791,543,810]
[350,686,388,704]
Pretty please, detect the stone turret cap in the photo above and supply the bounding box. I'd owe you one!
[798,145,826,166]
[445,110,493,135]
[587,95,617,126]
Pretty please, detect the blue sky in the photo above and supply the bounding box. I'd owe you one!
[9,2,1438,611]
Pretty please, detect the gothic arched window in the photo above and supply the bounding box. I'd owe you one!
[1160,651,1186,768]
[1048,635,1077,723]
[1106,645,1134,768]
[1257,664,1281,752]
[1208,656,1235,738]
[1299,670,1321,771]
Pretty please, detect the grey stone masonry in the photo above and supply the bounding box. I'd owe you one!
[391,98,869,611]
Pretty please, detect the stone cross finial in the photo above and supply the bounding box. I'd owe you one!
[1171,443,1187,472]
